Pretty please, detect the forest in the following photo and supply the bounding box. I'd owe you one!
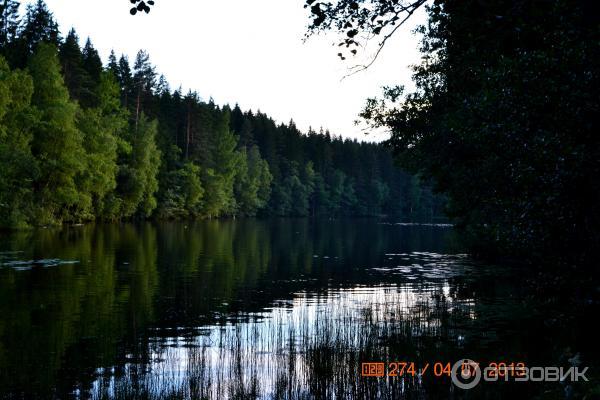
[0,0,445,229]
[306,0,599,265]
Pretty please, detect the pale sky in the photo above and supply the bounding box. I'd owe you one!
[23,0,426,142]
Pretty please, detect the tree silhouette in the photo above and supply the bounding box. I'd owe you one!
[129,0,154,15]
[304,0,426,71]
[310,0,600,264]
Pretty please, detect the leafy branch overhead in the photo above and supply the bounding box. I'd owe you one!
[304,0,426,67]
[129,0,154,15]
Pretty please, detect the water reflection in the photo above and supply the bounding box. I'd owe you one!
[0,220,596,399]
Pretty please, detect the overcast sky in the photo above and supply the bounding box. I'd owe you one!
[23,0,426,142]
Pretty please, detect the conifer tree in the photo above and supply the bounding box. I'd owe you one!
[82,38,102,82]
[79,38,102,107]
[58,29,88,103]
[116,55,133,108]
[0,0,445,226]
[132,50,155,128]
[0,0,19,50]
[13,0,59,66]
[106,50,119,78]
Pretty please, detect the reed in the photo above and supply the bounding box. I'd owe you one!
[90,284,463,399]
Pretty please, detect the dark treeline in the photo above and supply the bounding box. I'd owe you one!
[0,0,445,228]
[307,0,599,265]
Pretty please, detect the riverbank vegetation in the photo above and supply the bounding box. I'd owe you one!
[306,0,599,265]
[2,221,595,398]
[0,0,446,229]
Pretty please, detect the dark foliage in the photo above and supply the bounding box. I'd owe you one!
[129,0,154,15]
[307,0,600,264]
[0,0,444,228]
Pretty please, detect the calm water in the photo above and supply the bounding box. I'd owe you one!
[0,220,597,399]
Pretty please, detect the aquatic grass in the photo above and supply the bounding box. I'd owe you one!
[88,284,466,399]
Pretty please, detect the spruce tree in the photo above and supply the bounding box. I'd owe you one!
[0,0,19,51]
[58,29,89,103]
[82,38,102,83]
[14,0,59,66]
[106,50,119,78]
[115,56,131,108]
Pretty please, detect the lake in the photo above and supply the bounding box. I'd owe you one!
[0,220,597,399]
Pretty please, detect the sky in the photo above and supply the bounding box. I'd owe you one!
[23,0,426,142]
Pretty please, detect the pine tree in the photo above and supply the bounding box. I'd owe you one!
[132,50,155,129]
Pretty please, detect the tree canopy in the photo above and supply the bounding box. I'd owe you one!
[0,0,443,228]
[307,0,599,264]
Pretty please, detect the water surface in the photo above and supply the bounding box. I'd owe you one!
[0,220,596,399]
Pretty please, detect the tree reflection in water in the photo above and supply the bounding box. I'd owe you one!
[0,220,597,399]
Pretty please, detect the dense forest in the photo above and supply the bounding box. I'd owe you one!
[307,0,599,265]
[0,0,445,228]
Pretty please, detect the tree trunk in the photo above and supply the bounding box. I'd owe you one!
[135,89,141,131]
[186,103,191,159]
